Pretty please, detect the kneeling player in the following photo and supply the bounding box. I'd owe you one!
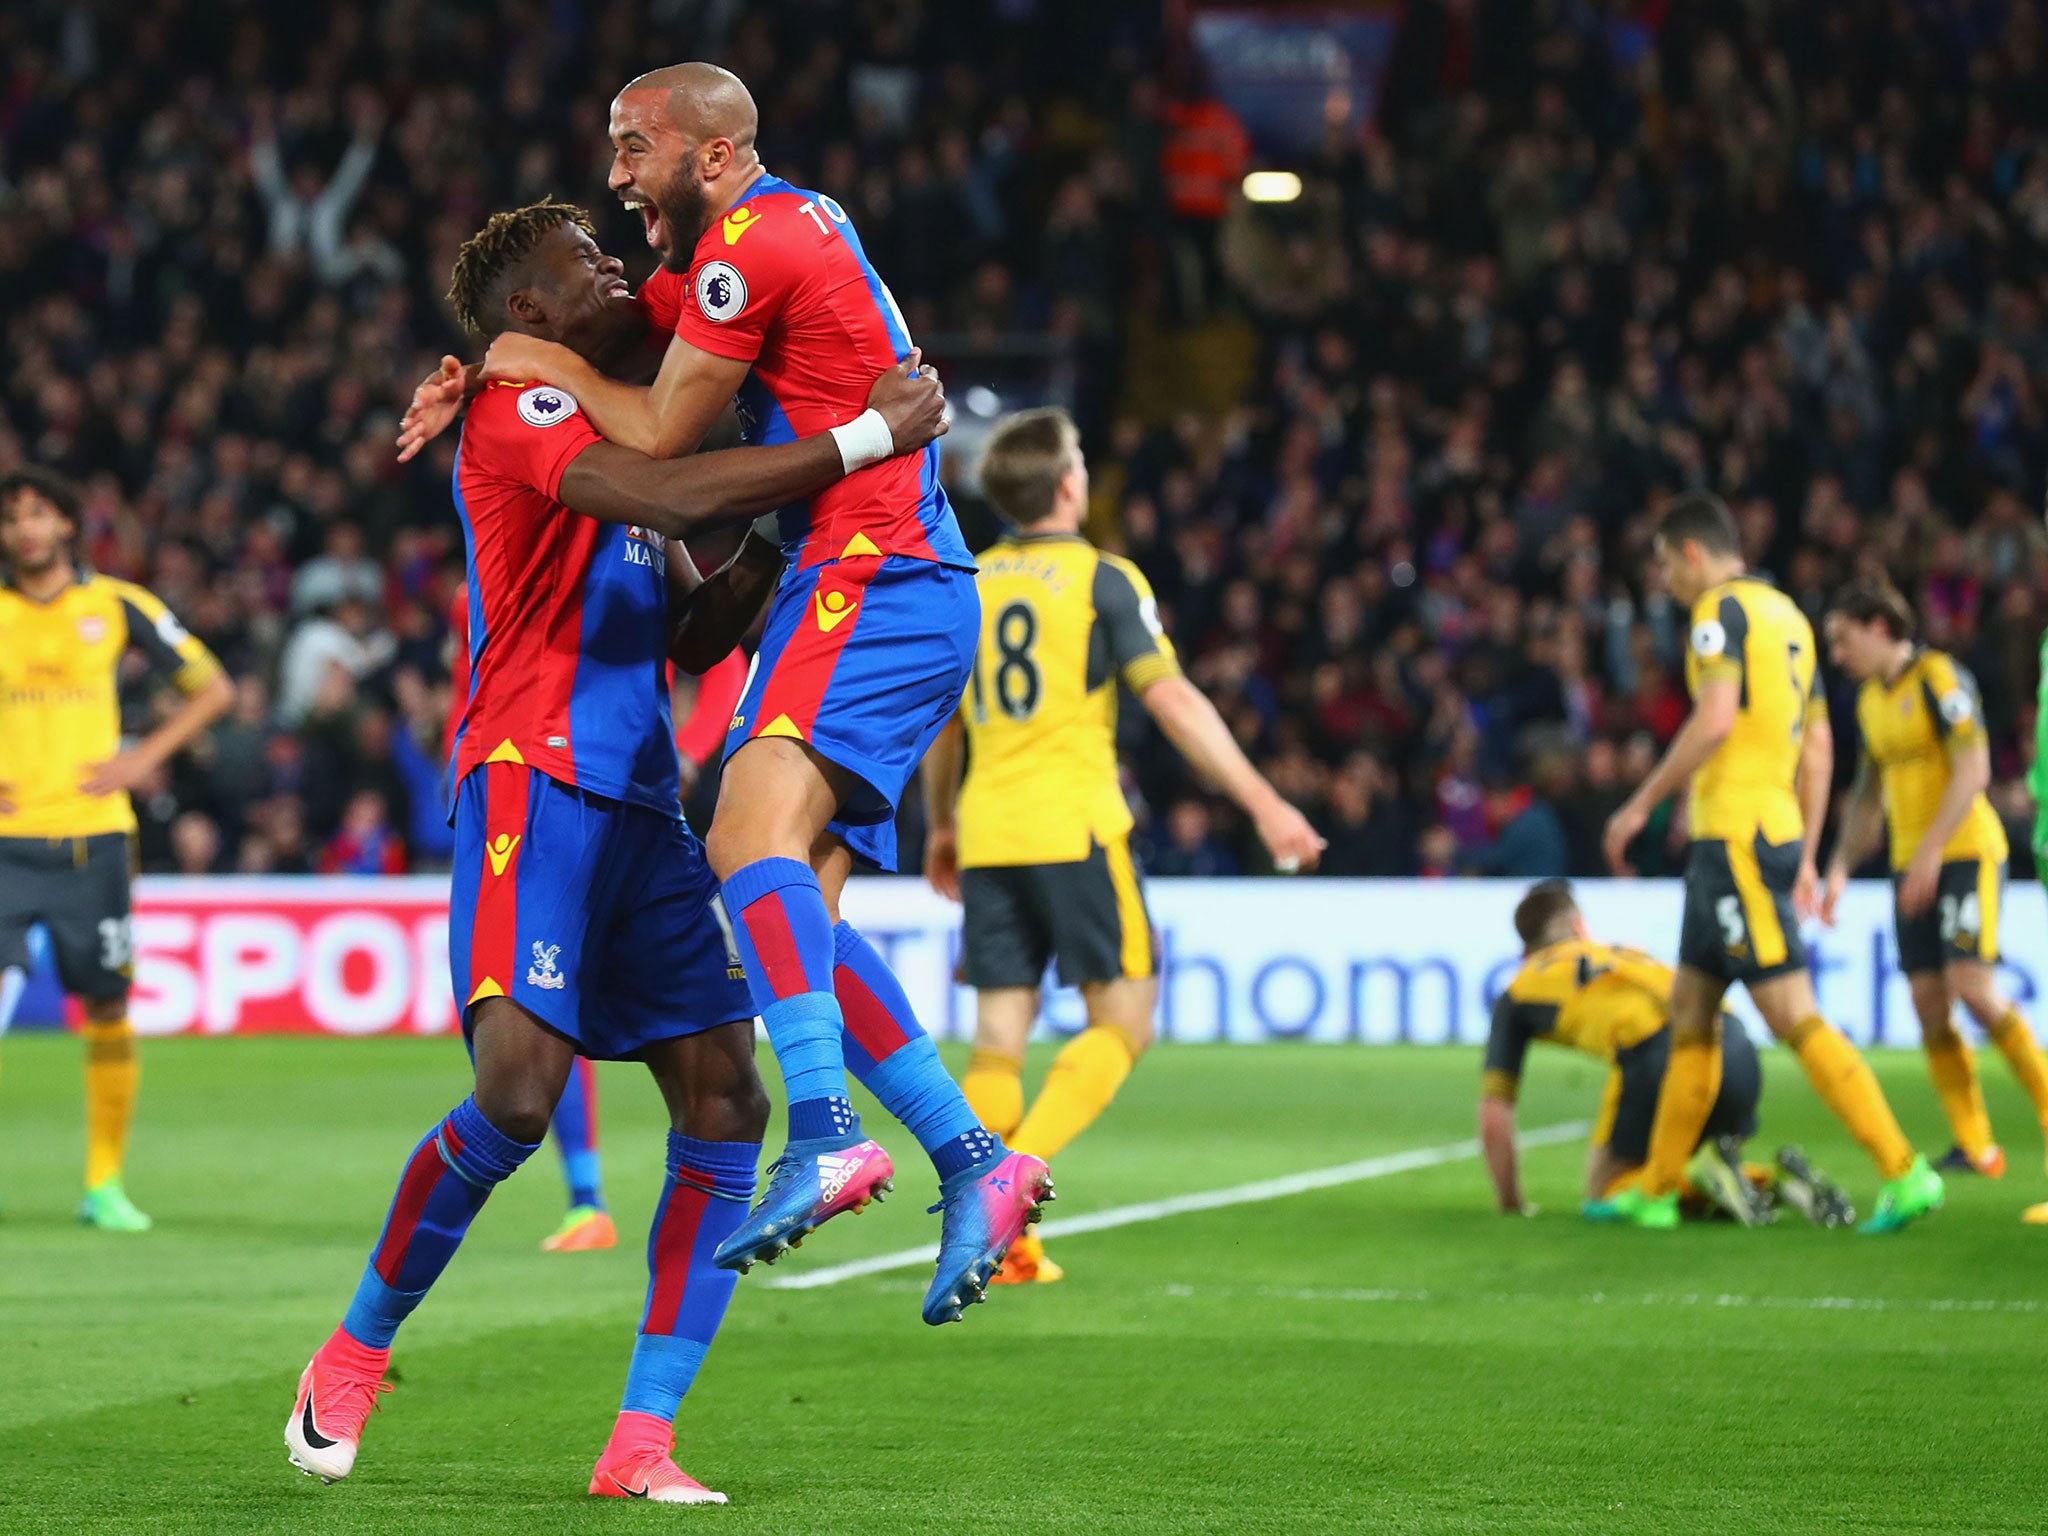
[285,200,946,1500]
[1482,881,1853,1227]
[1823,580,2048,1178]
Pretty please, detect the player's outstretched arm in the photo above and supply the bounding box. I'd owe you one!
[1602,677,1737,873]
[556,356,945,538]
[483,331,747,461]
[1139,674,1326,872]
[920,713,967,901]
[396,356,483,463]
[668,524,784,675]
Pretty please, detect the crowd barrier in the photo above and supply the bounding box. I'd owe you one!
[10,875,2045,1046]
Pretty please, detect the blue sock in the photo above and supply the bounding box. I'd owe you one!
[722,857,857,1141]
[552,1058,605,1209]
[343,1097,540,1348]
[620,1132,759,1419]
[834,921,997,1180]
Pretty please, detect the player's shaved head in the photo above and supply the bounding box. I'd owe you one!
[608,64,764,269]
[618,62,758,151]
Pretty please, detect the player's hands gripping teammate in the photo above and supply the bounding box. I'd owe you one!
[395,355,474,463]
[861,349,949,454]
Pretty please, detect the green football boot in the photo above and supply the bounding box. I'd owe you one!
[1581,1186,1679,1229]
[1856,1155,1944,1235]
[78,1177,153,1232]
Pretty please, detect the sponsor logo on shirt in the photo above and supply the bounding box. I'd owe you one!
[815,588,856,632]
[721,207,762,245]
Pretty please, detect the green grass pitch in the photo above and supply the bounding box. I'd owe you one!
[3,1032,2046,1534]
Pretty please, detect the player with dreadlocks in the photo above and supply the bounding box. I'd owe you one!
[283,198,948,1504]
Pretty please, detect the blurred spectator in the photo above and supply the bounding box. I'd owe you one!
[1148,800,1240,878]
[4,2,2046,879]
[318,790,405,876]
[170,812,223,876]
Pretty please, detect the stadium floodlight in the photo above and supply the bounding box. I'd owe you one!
[1242,171,1303,203]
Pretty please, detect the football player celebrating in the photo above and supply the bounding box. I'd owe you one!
[414,64,1048,1324]
[285,200,946,1501]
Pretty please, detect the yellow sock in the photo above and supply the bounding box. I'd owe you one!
[83,1018,139,1190]
[1643,1037,1721,1196]
[1787,1015,1914,1180]
[1011,1027,1137,1161]
[1923,1036,1993,1158]
[1987,1008,2048,1125]
[962,1048,1024,1140]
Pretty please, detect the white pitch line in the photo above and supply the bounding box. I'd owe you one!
[1163,1284,2046,1317]
[761,1119,1590,1291]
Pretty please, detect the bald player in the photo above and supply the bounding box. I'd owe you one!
[400,65,1047,1326]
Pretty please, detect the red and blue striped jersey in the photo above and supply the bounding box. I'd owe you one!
[640,173,973,575]
[450,380,682,817]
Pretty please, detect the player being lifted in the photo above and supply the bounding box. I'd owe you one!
[1482,879,1853,1228]
[408,63,1047,1323]
[1599,494,1943,1233]
[284,200,948,1501]
[921,408,1324,1281]
[0,469,233,1230]
[1822,579,2048,1180]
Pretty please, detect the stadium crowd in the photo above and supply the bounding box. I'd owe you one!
[3,1,2047,882]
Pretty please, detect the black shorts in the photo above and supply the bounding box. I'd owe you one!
[1601,1018,1762,1165]
[1678,835,1808,985]
[958,836,1156,989]
[0,833,136,1002]
[1894,857,2003,974]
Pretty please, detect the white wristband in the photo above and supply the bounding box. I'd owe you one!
[829,408,895,474]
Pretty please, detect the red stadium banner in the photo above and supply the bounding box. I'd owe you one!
[129,877,456,1038]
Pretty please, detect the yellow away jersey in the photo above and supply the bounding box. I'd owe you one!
[1854,647,2007,871]
[1481,940,1675,1102]
[0,572,223,838]
[1684,576,1825,845]
[956,532,1180,868]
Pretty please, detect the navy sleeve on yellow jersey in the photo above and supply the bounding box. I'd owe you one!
[1482,990,1555,1102]
[1090,557,1180,693]
[1920,654,1987,752]
[116,584,224,695]
[1691,591,1749,690]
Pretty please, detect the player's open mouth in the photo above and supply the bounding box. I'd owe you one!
[624,199,664,250]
